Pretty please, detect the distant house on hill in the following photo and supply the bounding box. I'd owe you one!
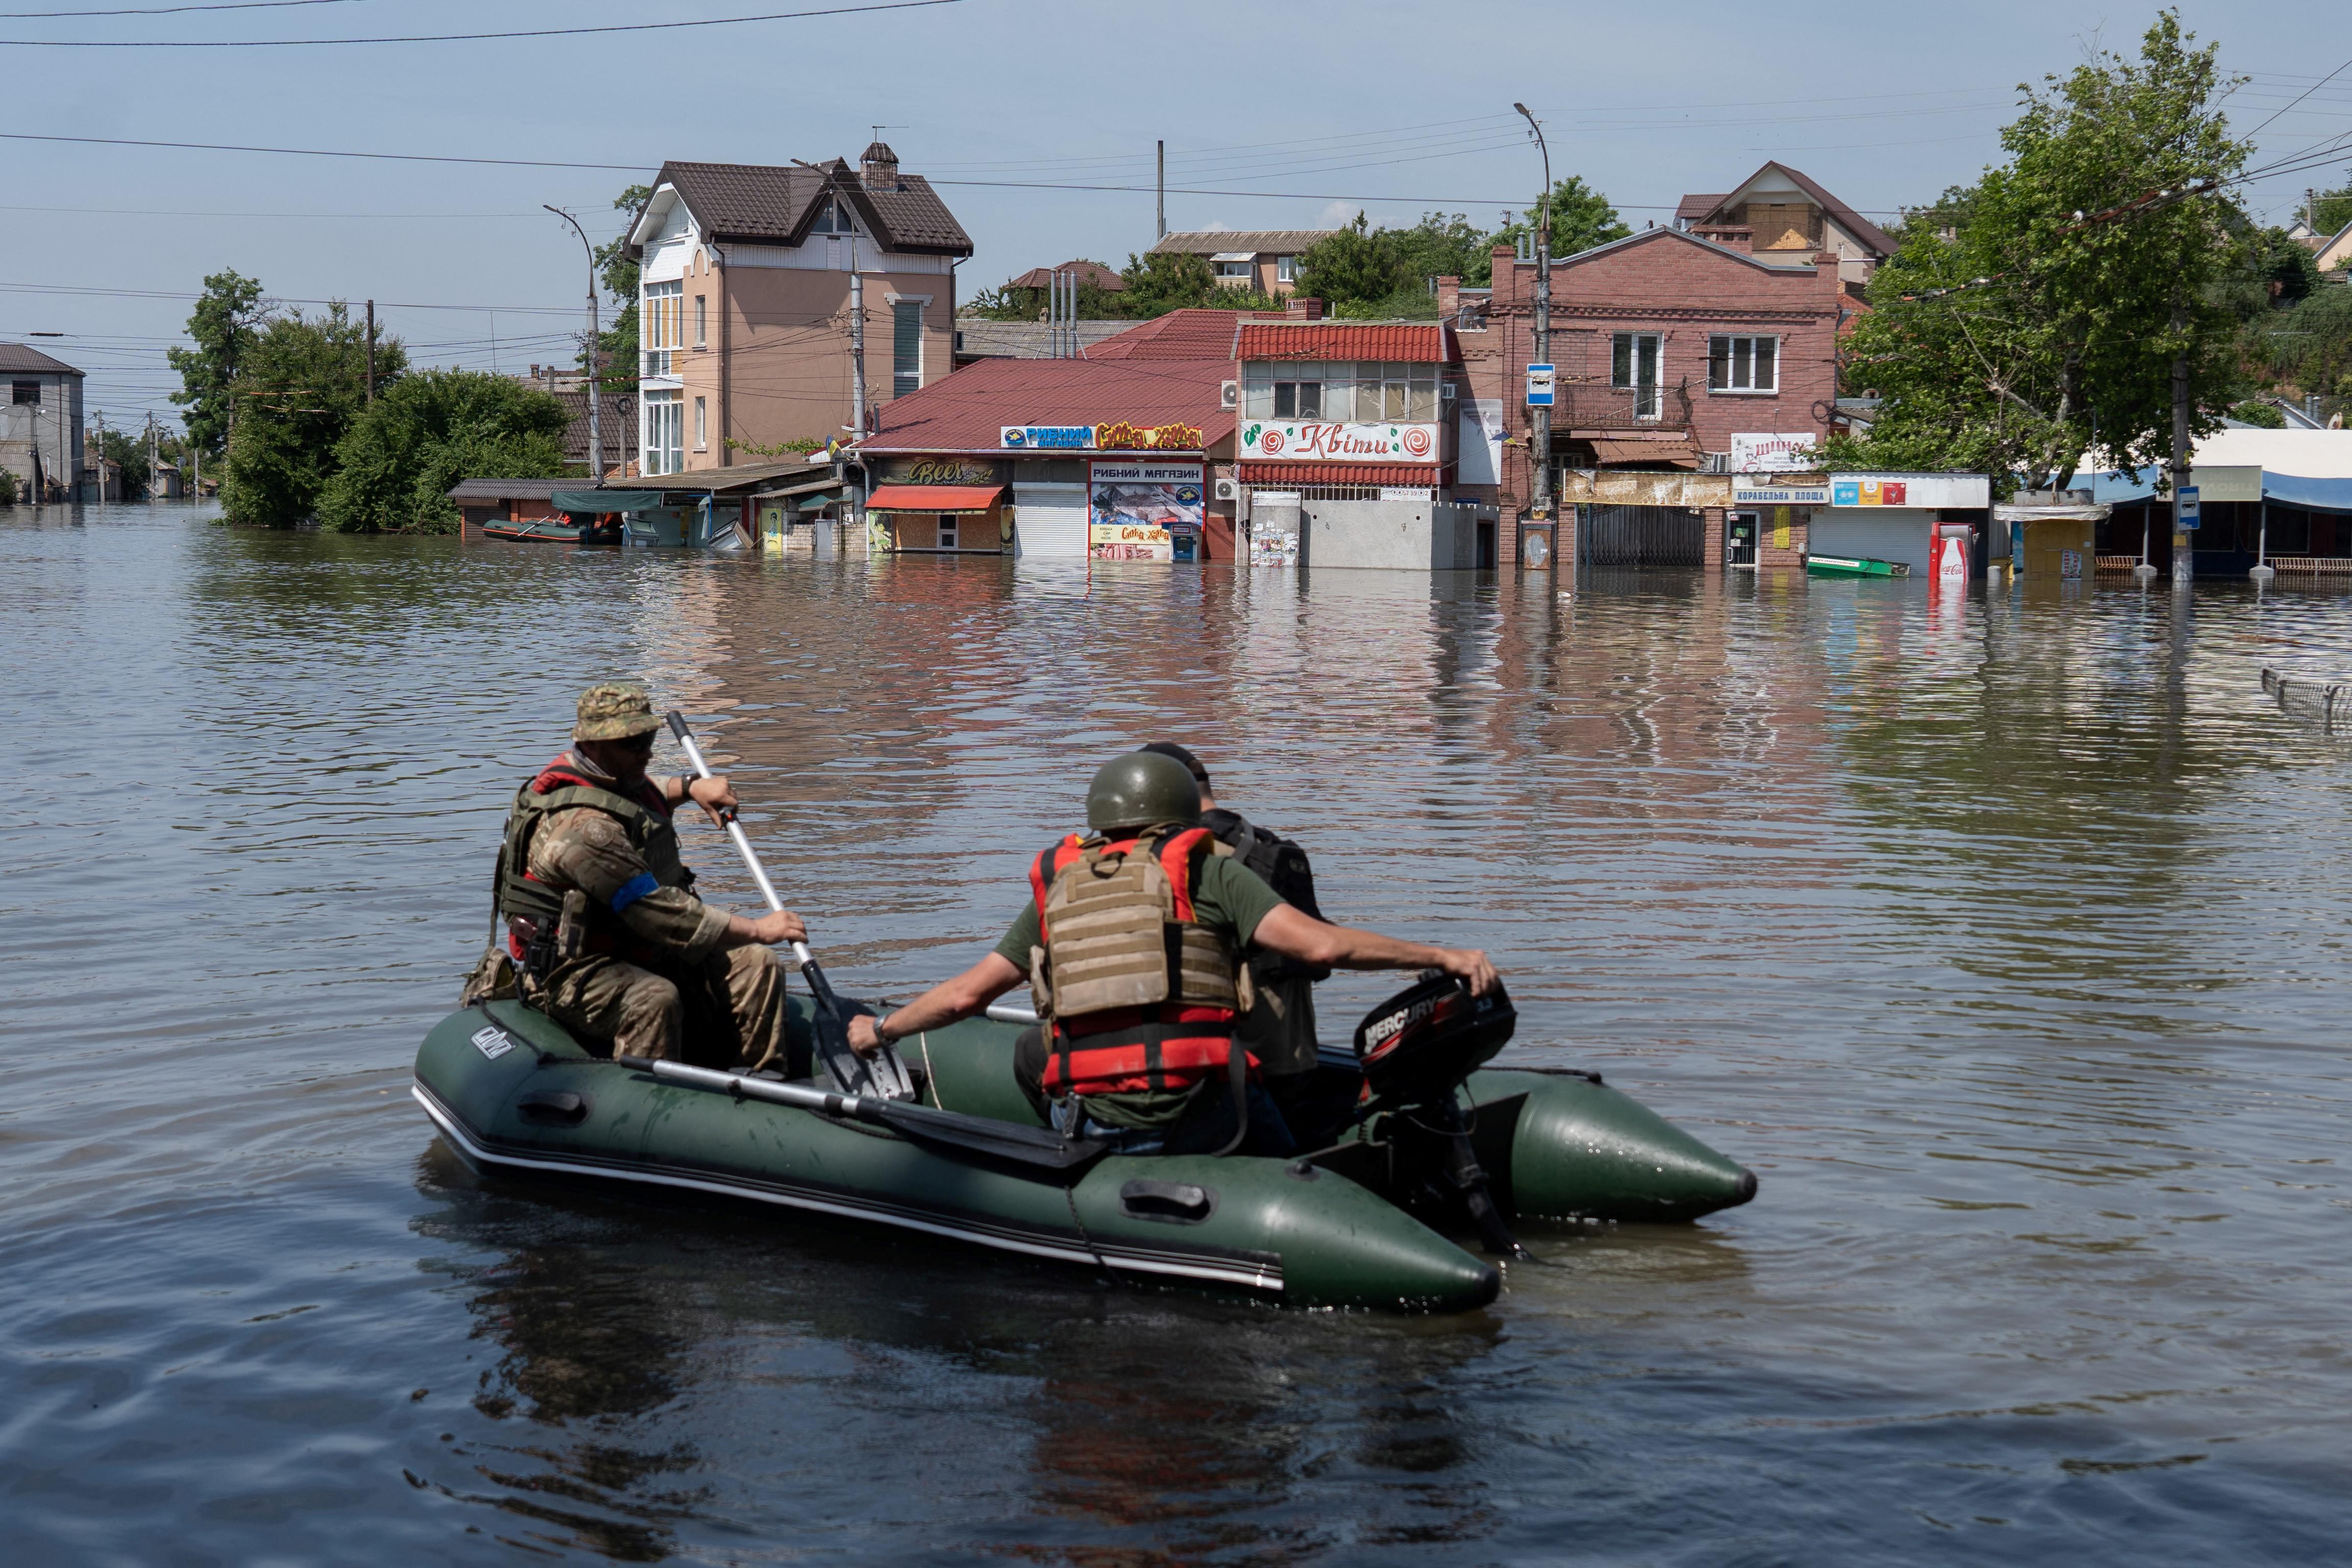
[1148,230,1337,297]
[1005,259,1124,295]
[1674,161,1897,284]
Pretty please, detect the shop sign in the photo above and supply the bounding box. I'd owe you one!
[1000,425,1095,449]
[1239,421,1439,463]
[1089,460,1205,562]
[1733,477,1830,506]
[1830,473,1990,508]
[879,455,997,485]
[1731,432,1818,472]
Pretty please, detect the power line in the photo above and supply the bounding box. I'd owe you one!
[0,0,957,45]
[0,0,367,15]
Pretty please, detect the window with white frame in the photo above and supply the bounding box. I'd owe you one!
[1275,256,1296,283]
[1612,332,1662,419]
[1707,334,1777,394]
[892,301,922,398]
[807,197,850,234]
[693,396,706,450]
[1217,260,1253,278]
[642,280,681,376]
[1243,360,1440,423]
[694,295,706,349]
[643,389,682,475]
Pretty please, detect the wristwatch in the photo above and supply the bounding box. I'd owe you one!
[871,1014,896,1045]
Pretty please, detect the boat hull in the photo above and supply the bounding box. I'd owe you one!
[413,998,1754,1311]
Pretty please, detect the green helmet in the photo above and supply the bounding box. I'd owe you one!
[1086,750,1202,832]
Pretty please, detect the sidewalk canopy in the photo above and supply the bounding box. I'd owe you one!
[552,489,667,513]
[865,484,1003,512]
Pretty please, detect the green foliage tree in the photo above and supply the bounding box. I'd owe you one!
[2228,398,2286,427]
[218,303,407,528]
[167,270,266,456]
[591,183,651,402]
[1113,250,1285,316]
[1828,11,2252,493]
[2312,175,2352,237]
[318,369,568,533]
[1389,212,1496,287]
[1494,176,1632,258]
[1295,214,1409,312]
[2257,227,2322,307]
[0,466,17,506]
[92,426,152,497]
[2252,283,2352,407]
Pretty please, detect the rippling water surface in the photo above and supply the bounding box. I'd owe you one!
[7,503,2351,1564]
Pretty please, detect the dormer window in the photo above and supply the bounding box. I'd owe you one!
[809,197,851,235]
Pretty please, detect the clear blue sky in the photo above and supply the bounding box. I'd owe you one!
[2,0,2342,429]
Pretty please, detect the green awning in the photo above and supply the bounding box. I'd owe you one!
[552,489,667,514]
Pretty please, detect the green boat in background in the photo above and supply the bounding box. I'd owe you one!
[1805,554,1908,578]
[412,993,1756,1314]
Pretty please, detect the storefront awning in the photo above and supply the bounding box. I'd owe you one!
[552,489,666,513]
[866,483,1003,512]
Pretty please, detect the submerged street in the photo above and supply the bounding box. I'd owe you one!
[6,503,2350,1562]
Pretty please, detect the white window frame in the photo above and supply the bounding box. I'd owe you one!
[693,396,706,451]
[1612,332,1663,420]
[642,280,682,376]
[694,294,706,350]
[1707,334,1778,395]
[1217,260,1253,278]
[643,389,682,476]
[1275,255,1297,283]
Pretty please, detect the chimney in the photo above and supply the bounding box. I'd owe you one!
[1436,275,1460,323]
[1285,297,1324,321]
[860,140,900,191]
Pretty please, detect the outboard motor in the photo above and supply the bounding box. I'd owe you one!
[1352,973,1529,1259]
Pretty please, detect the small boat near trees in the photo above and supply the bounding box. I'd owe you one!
[479,517,623,546]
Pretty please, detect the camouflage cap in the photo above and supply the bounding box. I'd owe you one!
[574,681,662,741]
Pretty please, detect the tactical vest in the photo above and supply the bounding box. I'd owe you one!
[1028,827,1248,1098]
[496,763,691,935]
[1201,807,1331,984]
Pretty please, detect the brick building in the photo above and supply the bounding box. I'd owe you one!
[1448,224,1848,566]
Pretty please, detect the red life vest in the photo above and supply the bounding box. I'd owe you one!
[1028,827,1247,1098]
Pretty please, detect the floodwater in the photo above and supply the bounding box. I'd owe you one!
[7,502,2351,1565]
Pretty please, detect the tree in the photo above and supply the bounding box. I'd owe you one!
[1829,11,2252,493]
[1295,213,1410,314]
[91,426,152,497]
[590,183,651,403]
[2258,227,2322,306]
[1113,250,1284,316]
[167,270,266,456]
[218,303,407,527]
[318,369,568,533]
[1495,176,1632,259]
[1389,212,1496,287]
[963,262,1131,323]
[2312,175,2352,237]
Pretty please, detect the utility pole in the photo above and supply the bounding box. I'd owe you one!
[544,207,603,484]
[364,300,376,405]
[1157,140,1166,239]
[93,408,105,502]
[146,412,156,501]
[1514,103,1554,549]
[2169,313,2192,586]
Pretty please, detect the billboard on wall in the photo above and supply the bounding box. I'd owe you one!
[1089,460,1204,561]
[1239,421,1438,463]
[1731,432,1819,472]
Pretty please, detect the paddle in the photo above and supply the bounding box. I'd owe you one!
[616,1054,1109,1176]
[663,710,916,1100]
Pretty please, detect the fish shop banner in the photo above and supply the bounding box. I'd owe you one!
[1089,461,1205,561]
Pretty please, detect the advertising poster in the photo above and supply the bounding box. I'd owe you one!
[1089,460,1204,562]
[1239,421,1438,463]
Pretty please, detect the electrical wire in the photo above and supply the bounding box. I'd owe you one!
[0,0,957,44]
[0,0,365,14]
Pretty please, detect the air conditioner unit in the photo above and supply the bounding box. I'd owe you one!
[1213,476,1240,502]
[1220,380,1238,408]
[1440,382,1457,400]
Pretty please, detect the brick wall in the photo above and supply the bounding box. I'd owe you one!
[1462,230,1844,567]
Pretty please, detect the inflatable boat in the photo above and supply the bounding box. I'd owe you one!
[411,984,1755,1313]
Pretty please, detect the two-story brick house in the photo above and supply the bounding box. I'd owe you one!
[627,143,972,476]
[1449,224,1848,566]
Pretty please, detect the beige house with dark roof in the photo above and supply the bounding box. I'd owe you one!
[626,142,973,475]
[0,342,83,501]
[1674,162,1896,285]
[1148,229,1336,297]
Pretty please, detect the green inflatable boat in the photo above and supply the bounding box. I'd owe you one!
[412,990,1755,1313]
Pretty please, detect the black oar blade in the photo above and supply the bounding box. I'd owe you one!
[869,1099,1110,1173]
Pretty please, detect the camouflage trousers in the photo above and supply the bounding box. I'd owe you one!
[528,945,792,1073]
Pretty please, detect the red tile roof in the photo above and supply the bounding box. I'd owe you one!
[863,357,1235,454]
[1237,462,1447,486]
[1236,322,1453,363]
[1084,309,1257,361]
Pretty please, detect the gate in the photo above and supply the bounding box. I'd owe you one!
[1582,504,1705,566]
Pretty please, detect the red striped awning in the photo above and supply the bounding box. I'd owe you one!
[865,483,1003,512]
[1238,462,1447,486]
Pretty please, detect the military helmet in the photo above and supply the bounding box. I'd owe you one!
[574,681,662,741]
[1086,750,1202,832]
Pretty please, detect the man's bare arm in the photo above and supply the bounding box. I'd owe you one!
[847,953,1025,1054]
[1252,904,1499,995]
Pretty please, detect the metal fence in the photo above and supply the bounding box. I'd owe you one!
[1581,504,1707,567]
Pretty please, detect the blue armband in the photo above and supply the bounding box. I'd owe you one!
[609,873,659,913]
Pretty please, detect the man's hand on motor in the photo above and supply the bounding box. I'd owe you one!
[750,909,806,946]
[683,773,740,826]
[1437,947,1499,996]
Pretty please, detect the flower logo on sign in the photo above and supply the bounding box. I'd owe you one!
[1402,427,1432,458]
[1259,429,1285,455]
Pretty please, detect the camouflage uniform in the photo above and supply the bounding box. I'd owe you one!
[507,683,793,1072]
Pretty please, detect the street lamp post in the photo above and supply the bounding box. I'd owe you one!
[1514,103,1553,554]
[545,206,604,485]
